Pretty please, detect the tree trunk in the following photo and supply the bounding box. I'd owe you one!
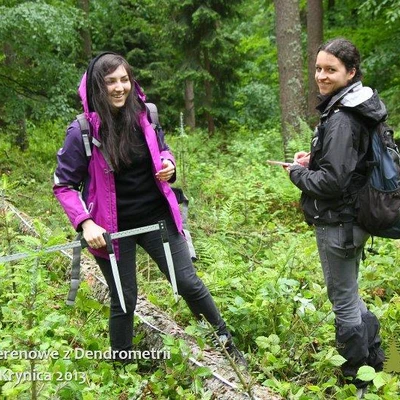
[77,0,92,65]
[273,0,306,159]
[184,79,196,130]
[15,116,27,152]
[4,43,28,151]
[203,48,215,134]
[306,0,323,126]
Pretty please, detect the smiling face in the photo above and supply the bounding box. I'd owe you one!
[104,65,132,110]
[315,51,356,96]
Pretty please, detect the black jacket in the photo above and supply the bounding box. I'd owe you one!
[290,82,388,225]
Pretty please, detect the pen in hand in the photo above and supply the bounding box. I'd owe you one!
[293,151,310,167]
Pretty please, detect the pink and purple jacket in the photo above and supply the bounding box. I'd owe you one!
[53,73,182,259]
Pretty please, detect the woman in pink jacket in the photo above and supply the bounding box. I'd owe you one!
[54,52,243,363]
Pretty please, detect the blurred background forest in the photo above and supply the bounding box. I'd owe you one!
[1,1,400,399]
[1,0,400,151]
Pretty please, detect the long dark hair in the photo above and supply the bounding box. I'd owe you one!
[88,53,144,172]
[317,38,362,84]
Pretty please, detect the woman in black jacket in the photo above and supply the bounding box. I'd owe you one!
[288,38,385,396]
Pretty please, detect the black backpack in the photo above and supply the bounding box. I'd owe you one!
[356,121,400,238]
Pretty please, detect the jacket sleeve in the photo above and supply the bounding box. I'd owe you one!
[53,121,91,230]
[290,113,359,200]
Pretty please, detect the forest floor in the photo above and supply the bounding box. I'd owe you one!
[4,199,282,400]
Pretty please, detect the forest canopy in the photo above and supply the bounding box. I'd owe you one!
[1,0,400,147]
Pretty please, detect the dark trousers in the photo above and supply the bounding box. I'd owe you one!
[95,215,226,353]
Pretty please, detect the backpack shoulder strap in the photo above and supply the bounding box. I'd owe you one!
[76,113,92,158]
[66,232,83,306]
[144,102,169,152]
[76,113,114,171]
[66,114,91,307]
[145,102,159,128]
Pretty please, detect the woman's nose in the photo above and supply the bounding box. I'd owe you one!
[114,81,124,91]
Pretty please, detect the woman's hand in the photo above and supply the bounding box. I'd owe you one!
[82,219,107,249]
[293,151,310,168]
[156,158,175,182]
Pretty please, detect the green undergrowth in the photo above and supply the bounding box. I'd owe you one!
[1,122,400,399]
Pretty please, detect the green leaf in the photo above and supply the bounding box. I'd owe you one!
[269,334,280,345]
[255,336,269,349]
[356,365,377,382]
[195,366,212,377]
[329,354,347,367]
[363,394,382,400]
[372,371,387,389]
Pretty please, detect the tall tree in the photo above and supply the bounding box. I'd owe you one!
[231,2,280,129]
[184,79,196,130]
[273,0,306,158]
[77,0,92,66]
[0,1,81,147]
[162,0,243,133]
[87,0,177,124]
[306,0,323,125]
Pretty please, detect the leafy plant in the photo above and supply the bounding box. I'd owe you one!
[1,122,400,398]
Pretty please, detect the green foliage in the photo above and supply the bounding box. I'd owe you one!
[2,0,400,145]
[1,85,400,400]
[323,1,400,127]
[359,0,400,22]
[1,0,400,395]
[141,126,399,399]
[0,119,69,231]
[233,1,280,129]
[0,1,82,128]
[0,217,213,399]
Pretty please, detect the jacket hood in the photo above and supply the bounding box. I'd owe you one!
[320,81,387,124]
[77,72,100,137]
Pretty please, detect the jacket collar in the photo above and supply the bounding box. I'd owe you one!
[317,82,361,118]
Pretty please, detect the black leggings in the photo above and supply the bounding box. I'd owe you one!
[95,215,226,353]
